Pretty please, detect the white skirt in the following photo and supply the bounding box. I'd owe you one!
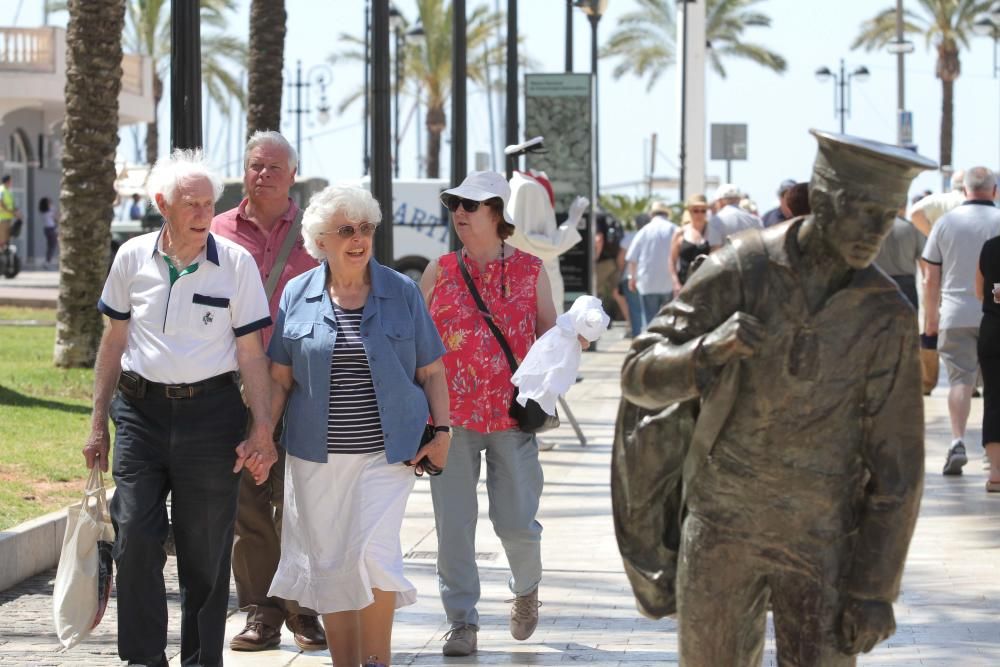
[268,450,417,614]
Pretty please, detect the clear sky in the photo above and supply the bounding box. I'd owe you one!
[10,0,1000,212]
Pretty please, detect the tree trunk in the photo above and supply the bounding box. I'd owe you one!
[425,104,446,179]
[145,72,162,165]
[935,42,960,174]
[246,0,286,140]
[939,76,953,170]
[55,0,124,368]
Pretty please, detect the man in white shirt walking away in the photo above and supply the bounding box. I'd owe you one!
[625,201,679,328]
[922,166,1000,475]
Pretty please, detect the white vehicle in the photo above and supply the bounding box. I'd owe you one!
[354,177,451,281]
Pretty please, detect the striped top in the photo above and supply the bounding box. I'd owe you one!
[327,302,385,454]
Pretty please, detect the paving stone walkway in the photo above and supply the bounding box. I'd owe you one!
[1,327,998,666]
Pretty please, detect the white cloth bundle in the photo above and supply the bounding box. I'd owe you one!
[512,295,610,415]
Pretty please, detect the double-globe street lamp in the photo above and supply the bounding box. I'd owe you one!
[973,1,1000,170]
[815,59,870,135]
[389,5,425,179]
[284,60,332,174]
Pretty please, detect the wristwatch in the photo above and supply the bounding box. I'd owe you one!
[433,425,451,434]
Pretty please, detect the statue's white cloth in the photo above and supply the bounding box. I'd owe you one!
[512,295,609,415]
[505,171,585,313]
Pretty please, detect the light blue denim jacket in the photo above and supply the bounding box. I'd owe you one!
[268,259,446,464]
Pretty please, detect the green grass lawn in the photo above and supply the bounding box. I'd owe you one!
[0,310,96,530]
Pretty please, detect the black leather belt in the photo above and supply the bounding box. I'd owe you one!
[117,370,238,400]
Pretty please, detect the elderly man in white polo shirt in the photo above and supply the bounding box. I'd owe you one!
[707,183,762,249]
[82,149,276,667]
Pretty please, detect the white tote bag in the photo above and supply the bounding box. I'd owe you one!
[52,465,116,649]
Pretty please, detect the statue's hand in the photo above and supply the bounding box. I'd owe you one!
[838,597,896,655]
[700,311,763,367]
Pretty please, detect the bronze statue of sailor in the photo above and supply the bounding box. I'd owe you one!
[613,130,936,666]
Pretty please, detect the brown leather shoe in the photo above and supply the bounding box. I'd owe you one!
[230,621,281,651]
[286,613,327,651]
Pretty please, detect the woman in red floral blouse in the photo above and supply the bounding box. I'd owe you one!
[419,171,557,657]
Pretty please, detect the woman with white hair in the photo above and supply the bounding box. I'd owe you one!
[265,183,450,667]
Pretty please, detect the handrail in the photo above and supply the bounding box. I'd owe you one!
[0,27,56,72]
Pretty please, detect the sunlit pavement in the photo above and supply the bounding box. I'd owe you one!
[1,324,998,666]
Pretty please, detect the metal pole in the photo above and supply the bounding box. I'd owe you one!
[372,0,393,265]
[895,0,905,145]
[451,0,467,251]
[565,0,573,73]
[726,159,731,183]
[679,0,689,201]
[485,42,497,170]
[364,0,371,175]
[590,14,600,196]
[295,60,303,169]
[505,0,518,180]
[171,0,202,150]
[839,58,846,134]
[394,28,401,179]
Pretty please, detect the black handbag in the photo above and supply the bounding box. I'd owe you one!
[456,251,560,434]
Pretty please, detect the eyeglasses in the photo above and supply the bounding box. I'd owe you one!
[327,222,378,238]
[441,194,484,213]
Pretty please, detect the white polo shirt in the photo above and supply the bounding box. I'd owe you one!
[98,229,271,384]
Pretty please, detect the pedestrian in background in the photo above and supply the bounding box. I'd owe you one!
[267,184,450,667]
[922,166,1000,476]
[670,194,711,288]
[707,183,761,249]
[39,197,58,268]
[626,201,679,327]
[211,130,325,653]
[761,178,797,227]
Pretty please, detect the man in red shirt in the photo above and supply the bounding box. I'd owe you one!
[211,130,323,651]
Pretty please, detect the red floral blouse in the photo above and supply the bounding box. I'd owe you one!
[429,248,542,433]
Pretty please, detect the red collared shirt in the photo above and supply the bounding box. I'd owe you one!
[211,198,318,348]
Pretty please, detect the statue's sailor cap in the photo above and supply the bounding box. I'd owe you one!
[810,129,937,201]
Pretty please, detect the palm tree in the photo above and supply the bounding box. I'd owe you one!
[330,0,506,178]
[51,0,247,163]
[54,0,125,368]
[601,0,786,91]
[246,0,286,139]
[852,0,993,170]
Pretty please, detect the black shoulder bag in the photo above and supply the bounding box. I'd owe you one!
[456,251,559,434]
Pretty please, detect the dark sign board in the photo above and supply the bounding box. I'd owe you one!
[710,123,748,161]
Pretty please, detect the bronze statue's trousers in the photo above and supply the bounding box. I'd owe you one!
[677,514,856,667]
[231,447,315,627]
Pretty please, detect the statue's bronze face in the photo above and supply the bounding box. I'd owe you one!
[828,194,898,269]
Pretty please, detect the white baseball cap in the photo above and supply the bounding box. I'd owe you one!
[441,171,514,224]
[713,183,742,201]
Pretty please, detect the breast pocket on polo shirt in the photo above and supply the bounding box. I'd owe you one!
[188,293,232,339]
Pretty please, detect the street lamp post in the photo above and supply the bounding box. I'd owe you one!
[171,0,202,150]
[575,0,608,196]
[886,0,915,146]
[284,60,332,174]
[974,2,1000,170]
[363,0,371,175]
[390,4,406,179]
[574,0,607,304]
[815,59,870,134]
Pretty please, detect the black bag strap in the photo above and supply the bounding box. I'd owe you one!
[456,251,520,374]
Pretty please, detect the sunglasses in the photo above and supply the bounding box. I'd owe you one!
[441,194,485,213]
[689,208,708,214]
[328,222,378,238]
